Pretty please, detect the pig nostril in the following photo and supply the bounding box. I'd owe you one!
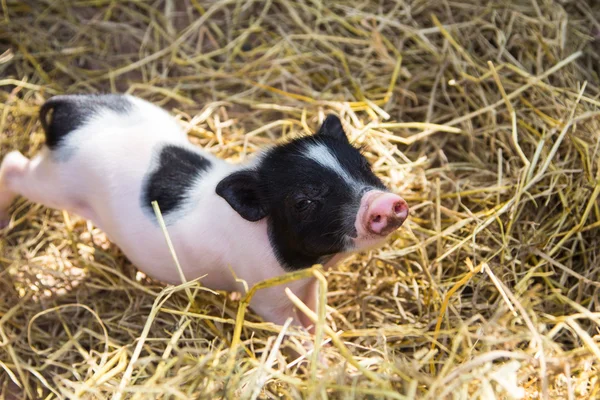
[393,202,405,215]
[372,215,381,223]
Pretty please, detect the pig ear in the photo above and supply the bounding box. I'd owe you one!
[317,114,348,142]
[216,170,267,222]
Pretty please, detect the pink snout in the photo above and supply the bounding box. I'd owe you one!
[362,191,409,236]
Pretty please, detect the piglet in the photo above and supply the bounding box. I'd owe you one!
[0,94,409,327]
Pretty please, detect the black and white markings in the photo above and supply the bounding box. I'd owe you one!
[142,145,212,221]
[239,114,388,271]
[40,94,133,150]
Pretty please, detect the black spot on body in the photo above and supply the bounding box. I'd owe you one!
[142,145,212,219]
[40,94,132,149]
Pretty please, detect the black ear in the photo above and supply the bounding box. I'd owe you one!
[216,170,267,222]
[317,114,348,142]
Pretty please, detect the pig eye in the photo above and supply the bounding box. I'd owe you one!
[295,199,313,211]
[294,198,316,216]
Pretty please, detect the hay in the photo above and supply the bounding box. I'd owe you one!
[0,0,599,398]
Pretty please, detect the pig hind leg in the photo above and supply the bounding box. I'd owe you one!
[0,151,28,227]
[0,149,92,228]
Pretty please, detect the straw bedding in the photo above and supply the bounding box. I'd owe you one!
[0,0,599,399]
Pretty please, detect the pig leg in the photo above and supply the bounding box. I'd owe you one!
[251,280,333,365]
[0,151,29,228]
[250,278,320,329]
[0,149,92,228]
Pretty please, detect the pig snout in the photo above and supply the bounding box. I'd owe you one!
[357,190,408,237]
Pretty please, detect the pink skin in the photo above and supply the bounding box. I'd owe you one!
[362,191,409,235]
[353,189,409,249]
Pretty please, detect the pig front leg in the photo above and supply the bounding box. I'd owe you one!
[250,278,332,365]
[249,277,319,330]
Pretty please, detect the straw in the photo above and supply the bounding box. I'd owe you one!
[0,0,599,398]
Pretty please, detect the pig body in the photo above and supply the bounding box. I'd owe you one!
[0,94,408,327]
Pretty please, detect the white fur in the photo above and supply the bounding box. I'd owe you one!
[0,96,314,326]
[303,142,361,191]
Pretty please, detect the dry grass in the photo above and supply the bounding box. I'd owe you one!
[1,0,599,399]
